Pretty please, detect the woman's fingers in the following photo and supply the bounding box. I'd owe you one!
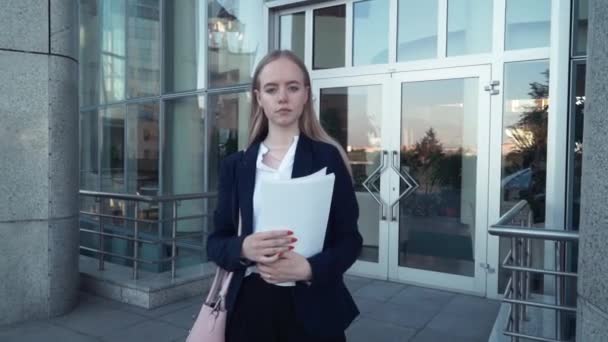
[258,237,296,249]
[258,253,281,264]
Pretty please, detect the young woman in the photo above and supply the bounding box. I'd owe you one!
[207,50,362,342]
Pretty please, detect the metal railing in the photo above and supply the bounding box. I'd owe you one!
[489,200,579,342]
[79,190,217,280]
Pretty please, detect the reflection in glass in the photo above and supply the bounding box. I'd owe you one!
[399,78,479,276]
[80,110,99,191]
[320,86,383,263]
[505,0,551,50]
[280,12,305,62]
[164,96,206,235]
[573,0,589,56]
[79,0,100,107]
[126,102,159,195]
[101,0,126,103]
[101,106,125,193]
[208,92,251,192]
[447,0,493,56]
[353,0,389,66]
[164,0,206,93]
[314,5,346,69]
[398,0,438,61]
[501,60,549,223]
[569,63,586,230]
[127,0,160,98]
[208,0,265,88]
[163,0,207,93]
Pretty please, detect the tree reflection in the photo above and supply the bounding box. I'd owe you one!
[503,69,549,222]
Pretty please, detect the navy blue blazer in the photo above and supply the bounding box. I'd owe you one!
[206,134,363,337]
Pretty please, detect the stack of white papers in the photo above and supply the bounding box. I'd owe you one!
[257,168,335,258]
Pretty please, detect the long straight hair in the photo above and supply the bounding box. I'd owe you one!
[247,50,352,177]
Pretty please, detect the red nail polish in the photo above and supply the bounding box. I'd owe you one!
[288,246,294,250]
[292,238,298,243]
[287,230,294,235]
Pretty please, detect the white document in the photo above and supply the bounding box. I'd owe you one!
[257,169,334,258]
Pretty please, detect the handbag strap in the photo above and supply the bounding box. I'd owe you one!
[204,210,242,305]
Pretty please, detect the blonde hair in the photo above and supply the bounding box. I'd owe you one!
[248,50,352,177]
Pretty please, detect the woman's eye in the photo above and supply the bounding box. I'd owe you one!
[265,88,277,94]
[288,86,300,92]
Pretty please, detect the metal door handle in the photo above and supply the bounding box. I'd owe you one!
[389,151,419,221]
[362,150,389,220]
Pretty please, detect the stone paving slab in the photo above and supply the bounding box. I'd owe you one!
[0,276,500,342]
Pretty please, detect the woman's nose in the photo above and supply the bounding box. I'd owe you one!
[278,88,288,102]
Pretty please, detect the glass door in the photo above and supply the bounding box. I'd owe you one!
[313,75,392,279]
[387,66,491,295]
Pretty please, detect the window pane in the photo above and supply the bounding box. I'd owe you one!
[80,110,99,191]
[353,0,389,66]
[573,0,589,56]
[164,96,206,237]
[208,92,251,192]
[569,63,586,230]
[101,0,126,103]
[208,0,265,88]
[501,60,550,224]
[79,0,101,107]
[127,0,160,98]
[280,12,305,62]
[164,0,205,93]
[313,5,346,69]
[398,0,438,61]
[447,0,493,56]
[126,102,159,195]
[101,106,125,193]
[319,85,383,263]
[505,0,551,50]
[399,78,480,276]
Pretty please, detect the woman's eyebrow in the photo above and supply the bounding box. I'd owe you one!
[262,80,302,88]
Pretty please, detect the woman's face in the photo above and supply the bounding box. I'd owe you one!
[255,57,309,130]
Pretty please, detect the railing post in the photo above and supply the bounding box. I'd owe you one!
[556,240,566,340]
[524,237,531,320]
[511,236,520,342]
[98,197,105,271]
[133,201,139,280]
[171,200,178,280]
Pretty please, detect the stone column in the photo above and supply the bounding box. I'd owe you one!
[577,0,608,340]
[0,0,79,325]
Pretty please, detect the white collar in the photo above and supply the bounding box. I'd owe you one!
[257,135,299,172]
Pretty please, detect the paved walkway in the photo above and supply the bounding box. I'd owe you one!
[0,276,500,342]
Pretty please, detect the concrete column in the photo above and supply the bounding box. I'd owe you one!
[576,0,608,340]
[0,0,79,325]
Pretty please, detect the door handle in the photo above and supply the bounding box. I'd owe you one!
[389,150,419,221]
[362,150,389,220]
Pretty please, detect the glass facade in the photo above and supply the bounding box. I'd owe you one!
[353,0,388,66]
[313,5,346,69]
[447,0,493,56]
[505,0,551,50]
[208,0,265,88]
[79,0,257,273]
[397,0,438,61]
[501,60,550,223]
[78,0,584,290]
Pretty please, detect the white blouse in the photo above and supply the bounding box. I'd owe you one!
[246,135,299,286]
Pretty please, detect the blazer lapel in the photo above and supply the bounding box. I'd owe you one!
[237,143,259,236]
[292,134,314,178]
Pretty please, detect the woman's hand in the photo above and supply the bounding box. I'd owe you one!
[257,251,312,284]
[241,230,296,264]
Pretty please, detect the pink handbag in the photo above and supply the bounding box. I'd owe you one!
[186,214,242,342]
